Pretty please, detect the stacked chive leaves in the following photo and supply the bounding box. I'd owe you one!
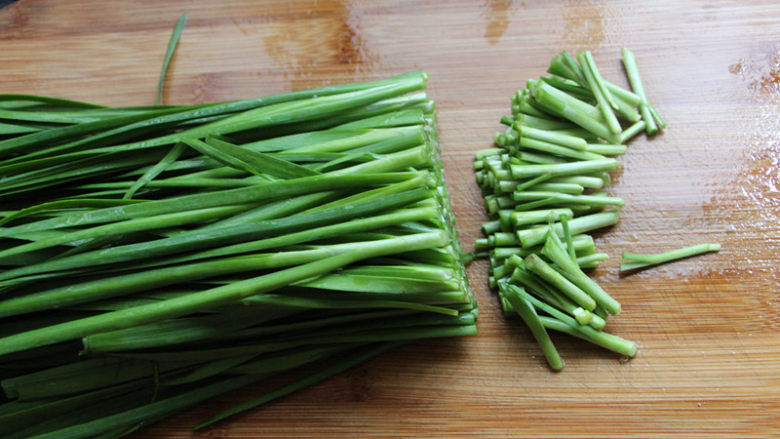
[0,71,478,438]
[474,49,664,370]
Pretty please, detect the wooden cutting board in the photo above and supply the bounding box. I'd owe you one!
[1,0,778,437]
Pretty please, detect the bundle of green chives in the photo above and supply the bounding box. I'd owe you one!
[0,72,477,438]
[475,49,664,370]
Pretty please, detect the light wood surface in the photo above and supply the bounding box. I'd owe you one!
[2,0,779,437]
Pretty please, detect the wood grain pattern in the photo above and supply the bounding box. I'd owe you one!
[1,0,779,437]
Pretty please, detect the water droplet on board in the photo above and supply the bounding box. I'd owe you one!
[729,44,780,97]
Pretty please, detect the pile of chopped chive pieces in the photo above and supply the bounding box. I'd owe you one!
[474,49,665,370]
[0,71,477,438]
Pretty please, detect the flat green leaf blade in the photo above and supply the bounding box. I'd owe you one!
[203,136,319,178]
[156,14,187,105]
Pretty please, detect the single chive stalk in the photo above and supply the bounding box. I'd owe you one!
[648,104,666,129]
[584,143,626,155]
[578,51,622,135]
[620,243,720,271]
[512,191,624,208]
[518,137,603,161]
[509,208,574,227]
[604,80,641,107]
[515,113,576,130]
[526,182,584,195]
[500,282,564,371]
[509,158,620,179]
[582,51,617,109]
[621,48,660,135]
[577,252,609,268]
[619,120,646,143]
[156,14,188,105]
[560,215,576,262]
[514,124,588,151]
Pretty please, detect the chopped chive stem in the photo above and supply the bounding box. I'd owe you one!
[510,208,573,227]
[540,76,593,101]
[512,191,624,207]
[548,175,604,188]
[518,137,602,161]
[500,283,563,371]
[640,104,658,135]
[514,151,568,165]
[475,148,503,159]
[560,216,576,262]
[515,114,575,130]
[582,51,617,110]
[476,49,667,369]
[576,252,609,267]
[526,182,583,194]
[512,197,557,211]
[584,143,626,155]
[621,48,659,135]
[516,100,547,118]
[578,52,622,135]
[619,120,646,143]
[610,93,642,122]
[561,51,586,84]
[571,307,594,325]
[493,232,522,246]
[604,80,641,106]
[531,81,603,122]
[549,126,599,139]
[515,173,553,191]
[547,55,577,81]
[482,220,501,235]
[648,103,666,128]
[621,243,720,271]
[510,158,620,179]
[587,313,607,330]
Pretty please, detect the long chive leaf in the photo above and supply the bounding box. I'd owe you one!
[156,14,187,105]
[123,143,185,199]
